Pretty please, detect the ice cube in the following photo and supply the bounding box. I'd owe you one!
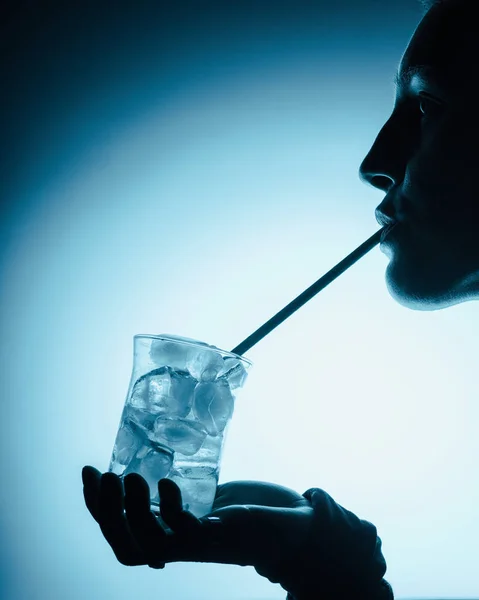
[129,376,150,410]
[129,367,195,418]
[137,446,174,493]
[126,406,157,435]
[187,348,225,382]
[130,367,171,410]
[193,379,235,436]
[191,432,224,466]
[167,370,196,416]
[219,357,248,390]
[176,465,218,479]
[169,468,219,516]
[153,417,207,455]
[149,338,195,371]
[113,420,142,466]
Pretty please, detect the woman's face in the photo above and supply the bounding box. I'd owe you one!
[359,0,479,310]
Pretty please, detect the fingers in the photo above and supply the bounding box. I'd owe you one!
[82,466,101,522]
[97,472,146,566]
[123,474,168,569]
[158,479,203,536]
[82,468,249,568]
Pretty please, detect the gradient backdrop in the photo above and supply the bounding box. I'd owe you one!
[1,1,478,598]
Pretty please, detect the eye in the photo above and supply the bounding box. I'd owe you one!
[418,95,442,119]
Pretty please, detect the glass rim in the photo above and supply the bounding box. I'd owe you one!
[134,333,253,367]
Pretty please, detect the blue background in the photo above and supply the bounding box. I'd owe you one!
[1,1,478,598]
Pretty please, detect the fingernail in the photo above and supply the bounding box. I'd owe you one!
[200,516,224,543]
[202,517,223,531]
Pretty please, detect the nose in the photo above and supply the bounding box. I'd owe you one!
[358,113,412,193]
[358,163,394,193]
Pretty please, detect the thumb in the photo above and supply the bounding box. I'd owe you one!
[207,505,315,579]
[200,505,256,567]
[205,505,291,567]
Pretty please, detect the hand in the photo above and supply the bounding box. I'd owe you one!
[82,465,314,581]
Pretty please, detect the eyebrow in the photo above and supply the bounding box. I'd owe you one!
[393,64,452,99]
[393,64,432,87]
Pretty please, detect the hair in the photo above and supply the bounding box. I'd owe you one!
[418,0,443,12]
[418,0,470,14]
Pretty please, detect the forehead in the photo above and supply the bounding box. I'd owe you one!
[398,1,478,92]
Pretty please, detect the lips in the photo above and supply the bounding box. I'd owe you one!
[375,193,404,246]
[380,221,399,244]
[375,191,407,228]
[376,212,397,228]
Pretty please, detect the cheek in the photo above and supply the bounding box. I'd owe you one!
[436,113,479,175]
[405,119,478,223]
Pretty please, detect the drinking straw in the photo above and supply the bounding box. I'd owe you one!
[231,226,389,356]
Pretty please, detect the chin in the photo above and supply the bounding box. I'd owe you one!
[381,223,479,309]
[384,262,470,311]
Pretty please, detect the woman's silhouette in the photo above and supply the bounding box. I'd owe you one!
[83,1,478,597]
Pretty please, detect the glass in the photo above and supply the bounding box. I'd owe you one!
[108,334,252,517]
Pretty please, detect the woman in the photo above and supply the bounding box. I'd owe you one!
[82,1,478,597]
